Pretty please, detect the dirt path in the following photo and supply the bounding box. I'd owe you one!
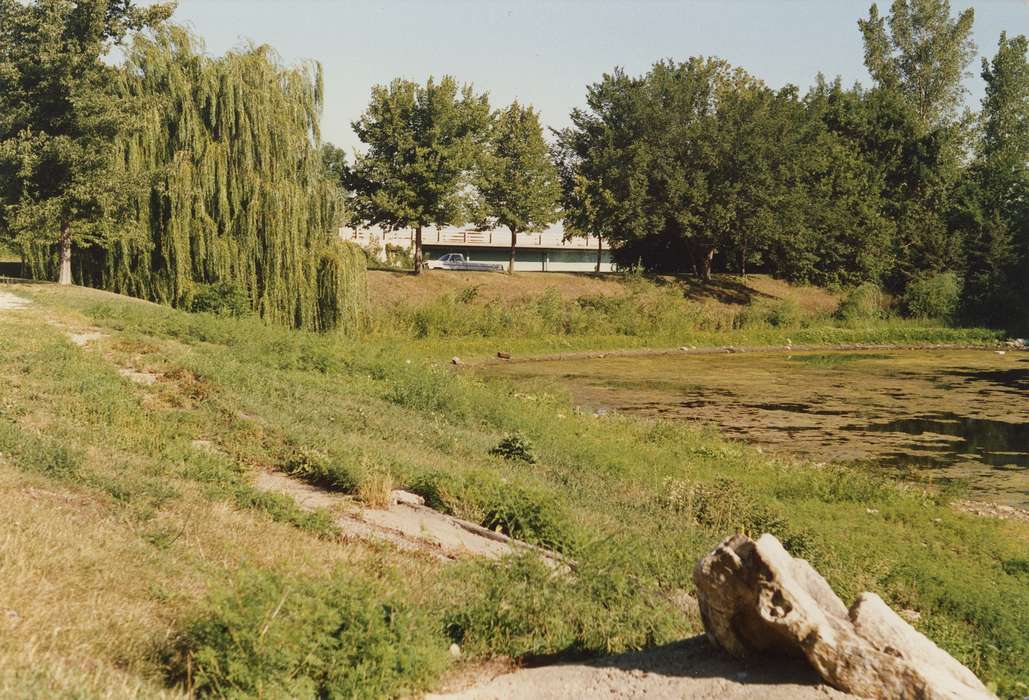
[427,637,852,699]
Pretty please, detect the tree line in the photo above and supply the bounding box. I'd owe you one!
[1,1,1026,331]
[339,0,1027,331]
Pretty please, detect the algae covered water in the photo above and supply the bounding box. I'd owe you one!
[485,349,1029,507]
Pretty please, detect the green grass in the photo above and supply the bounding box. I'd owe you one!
[0,281,1024,698]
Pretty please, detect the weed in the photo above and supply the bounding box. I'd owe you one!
[358,470,395,509]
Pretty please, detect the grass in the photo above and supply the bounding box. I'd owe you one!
[0,278,1024,698]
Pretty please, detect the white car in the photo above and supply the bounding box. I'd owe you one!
[425,253,504,272]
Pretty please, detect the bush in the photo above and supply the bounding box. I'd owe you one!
[835,282,885,322]
[489,433,537,463]
[480,486,577,553]
[190,282,252,318]
[443,550,686,658]
[737,298,804,329]
[167,569,448,698]
[903,272,962,322]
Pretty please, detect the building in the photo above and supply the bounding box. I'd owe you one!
[340,222,615,272]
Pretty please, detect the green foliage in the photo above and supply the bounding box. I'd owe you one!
[0,0,173,283]
[489,433,537,463]
[480,486,577,553]
[957,33,1029,332]
[478,101,561,272]
[858,0,976,130]
[168,569,449,698]
[903,271,962,320]
[556,59,897,284]
[444,552,686,658]
[737,298,804,329]
[836,283,887,322]
[232,487,339,539]
[0,419,80,480]
[190,282,252,318]
[20,25,366,331]
[348,76,491,268]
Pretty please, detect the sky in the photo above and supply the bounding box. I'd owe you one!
[163,0,1027,153]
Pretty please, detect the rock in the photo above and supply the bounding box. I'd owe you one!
[994,350,1006,356]
[692,533,994,700]
[497,351,512,359]
[390,490,425,507]
[451,356,462,365]
[679,346,689,352]
[449,643,462,658]
[899,608,922,623]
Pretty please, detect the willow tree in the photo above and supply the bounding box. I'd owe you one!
[33,26,365,331]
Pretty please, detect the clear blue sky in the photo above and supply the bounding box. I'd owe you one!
[164,0,1027,153]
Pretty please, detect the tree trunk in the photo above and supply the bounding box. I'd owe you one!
[701,247,716,281]
[413,226,423,275]
[58,221,73,286]
[508,228,517,274]
[596,235,602,273]
[741,237,747,279]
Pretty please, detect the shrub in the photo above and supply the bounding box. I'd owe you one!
[167,569,448,698]
[903,272,962,321]
[835,282,885,322]
[480,486,577,553]
[489,433,536,463]
[190,282,252,318]
[406,471,460,514]
[282,447,361,493]
[737,298,804,329]
[443,550,686,658]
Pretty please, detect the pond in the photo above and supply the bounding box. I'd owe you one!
[483,349,1029,507]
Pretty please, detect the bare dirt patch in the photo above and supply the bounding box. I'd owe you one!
[0,290,31,311]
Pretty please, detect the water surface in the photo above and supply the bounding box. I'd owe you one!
[484,350,1029,507]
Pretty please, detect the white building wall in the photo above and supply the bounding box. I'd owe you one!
[341,222,616,272]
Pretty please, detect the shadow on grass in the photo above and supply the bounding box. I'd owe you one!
[521,635,824,686]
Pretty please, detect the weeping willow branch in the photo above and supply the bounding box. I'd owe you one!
[27,25,365,332]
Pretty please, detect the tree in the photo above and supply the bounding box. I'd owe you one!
[478,102,561,274]
[347,77,491,274]
[959,33,1029,330]
[557,59,735,279]
[858,0,976,286]
[0,0,173,285]
[858,0,975,131]
[19,25,366,332]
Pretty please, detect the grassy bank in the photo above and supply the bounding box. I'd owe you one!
[363,272,999,360]
[0,281,1024,698]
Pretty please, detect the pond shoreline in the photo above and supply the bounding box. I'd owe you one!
[472,341,1007,367]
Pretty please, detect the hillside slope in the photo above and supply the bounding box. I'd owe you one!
[0,282,1024,698]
